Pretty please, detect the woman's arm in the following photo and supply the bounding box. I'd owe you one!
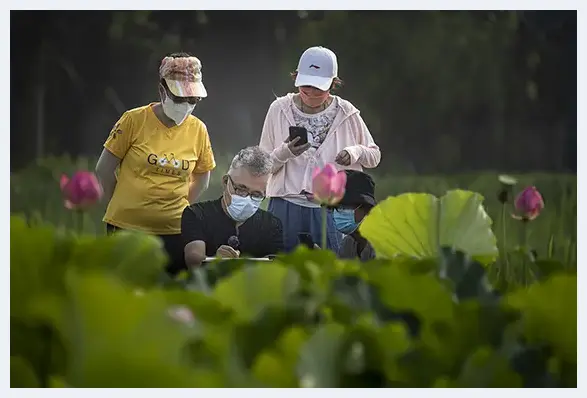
[188,122,215,203]
[343,114,382,169]
[259,101,300,174]
[188,171,210,204]
[95,148,122,203]
[182,206,207,267]
[96,111,135,203]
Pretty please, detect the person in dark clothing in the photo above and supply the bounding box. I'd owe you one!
[333,170,377,261]
[182,146,284,267]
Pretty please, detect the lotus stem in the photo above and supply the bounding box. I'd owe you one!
[321,205,327,250]
[499,203,509,284]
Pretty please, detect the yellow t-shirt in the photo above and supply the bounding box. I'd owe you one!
[103,103,216,235]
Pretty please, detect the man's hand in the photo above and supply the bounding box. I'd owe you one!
[335,150,351,166]
[285,136,311,157]
[216,245,240,259]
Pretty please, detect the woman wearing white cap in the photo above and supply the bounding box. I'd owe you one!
[95,52,216,275]
[259,46,381,252]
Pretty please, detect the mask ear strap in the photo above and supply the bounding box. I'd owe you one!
[159,84,168,102]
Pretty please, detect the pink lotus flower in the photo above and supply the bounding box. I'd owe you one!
[312,164,347,206]
[60,171,103,210]
[512,186,544,221]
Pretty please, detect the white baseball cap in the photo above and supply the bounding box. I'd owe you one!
[294,46,338,92]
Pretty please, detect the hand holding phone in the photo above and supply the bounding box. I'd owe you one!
[287,126,311,156]
[289,126,308,145]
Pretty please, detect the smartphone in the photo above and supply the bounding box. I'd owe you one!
[289,126,308,146]
[297,232,315,249]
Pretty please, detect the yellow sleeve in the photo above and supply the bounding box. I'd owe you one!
[103,111,134,159]
[193,122,216,174]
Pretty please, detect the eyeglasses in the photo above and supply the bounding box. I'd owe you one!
[163,85,202,105]
[172,96,202,105]
[227,176,265,201]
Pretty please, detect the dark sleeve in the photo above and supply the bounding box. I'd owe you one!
[181,205,206,247]
[264,215,284,255]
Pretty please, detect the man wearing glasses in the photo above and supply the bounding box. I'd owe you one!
[181,146,284,267]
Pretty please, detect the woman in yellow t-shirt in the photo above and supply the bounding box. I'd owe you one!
[95,52,216,275]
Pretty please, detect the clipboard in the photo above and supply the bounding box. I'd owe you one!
[202,257,273,263]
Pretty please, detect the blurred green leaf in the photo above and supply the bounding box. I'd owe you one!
[252,350,298,387]
[438,247,495,301]
[344,321,411,386]
[457,346,522,387]
[365,265,454,326]
[232,307,302,369]
[11,356,40,387]
[213,264,300,322]
[10,321,67,387]
[504,274,576,363]
[298,323,347,387]
[251,326,309,387]
[164,289,232,325]
[68,231,167,288]
[10,216,69,319]
[63,272,210,387]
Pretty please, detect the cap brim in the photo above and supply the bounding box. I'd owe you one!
[294,73,333,91]
[361,194,377,207]
[338,193,376,208]
[165,78,207,98]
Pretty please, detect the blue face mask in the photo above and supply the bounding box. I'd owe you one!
[333,209,359,235]
[225,194,262,222]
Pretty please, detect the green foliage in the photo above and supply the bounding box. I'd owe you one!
[504,274,576,364]
[360,190,498,265]
[10,212,576,388]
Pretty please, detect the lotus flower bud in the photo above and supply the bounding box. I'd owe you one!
[311,164,347,206]
[60,171,103,210]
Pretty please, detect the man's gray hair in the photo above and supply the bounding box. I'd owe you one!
[228,146,273,177]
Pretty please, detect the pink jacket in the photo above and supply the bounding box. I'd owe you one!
[259,93,381,198]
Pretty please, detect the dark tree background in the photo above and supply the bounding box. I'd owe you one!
[10,10,576,174]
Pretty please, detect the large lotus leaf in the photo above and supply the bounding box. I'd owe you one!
[360,190,498,265]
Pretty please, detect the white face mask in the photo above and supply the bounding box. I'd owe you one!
[225,194,262,222]
[161,95,195,126]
